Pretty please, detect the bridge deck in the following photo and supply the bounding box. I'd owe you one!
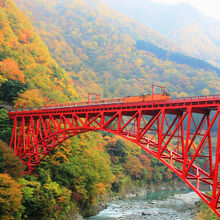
[9,95,220,119]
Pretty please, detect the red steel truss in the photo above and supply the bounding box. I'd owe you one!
[8,95,220,217]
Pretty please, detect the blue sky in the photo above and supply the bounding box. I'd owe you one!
[153,0,220,20]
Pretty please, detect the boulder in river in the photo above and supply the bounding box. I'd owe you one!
[142,212,151,216]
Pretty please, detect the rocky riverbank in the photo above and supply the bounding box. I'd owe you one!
[87,191,200,220]
[74,181,191,219]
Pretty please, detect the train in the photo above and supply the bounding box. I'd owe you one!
[88,92,171,105]
[41,92,171,110]
[123,93,170,103]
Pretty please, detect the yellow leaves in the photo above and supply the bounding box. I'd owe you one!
[0,74,7,86]
[79,53,88,61]
[178,92,188,97]
[16,89,44,107]
[196,199,219,220]
[25,63,37,73]
[202,88,210,96]
[104,135,112,142]
[0,30,4,46]
[66,84,78,99]
[47,140,73,165]
[74,0,84,5]
[75,183,88,200]
[0,59,25,83]
[50,152,70,165]
[0,173,22,219]
[135,58,143,67]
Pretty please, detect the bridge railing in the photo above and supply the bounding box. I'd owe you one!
[11,95,220,112]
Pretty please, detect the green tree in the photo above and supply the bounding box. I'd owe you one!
[0,79,27,103]
[0,140,25,179]
[20,175,73,219]
[0,109,13,144]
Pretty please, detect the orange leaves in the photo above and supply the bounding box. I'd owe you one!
[95,182,106,194]
[18,30,34,44]
[97,143,104,152]
[0,59,25,83]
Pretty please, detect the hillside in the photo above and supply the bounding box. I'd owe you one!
[0,1,181,219]
[103,0,220,68]
[136,40,220,75]
[13,0,220,99]
[0,0,79,107]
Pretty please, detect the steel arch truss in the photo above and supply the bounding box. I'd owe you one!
[9,106,220,217]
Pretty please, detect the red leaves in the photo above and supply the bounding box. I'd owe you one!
[125,156,143,178]
[139,154,153,179]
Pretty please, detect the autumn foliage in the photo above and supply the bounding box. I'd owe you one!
[0,0,78,106]
[125,156,143,179]
[0,59,25,83]
[16,89,44,107]
[0,140,25,179]
[0,173,22,220]
[13,0,220,99]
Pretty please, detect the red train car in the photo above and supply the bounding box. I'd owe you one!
[124,93,170,103]
[87,92,170,105]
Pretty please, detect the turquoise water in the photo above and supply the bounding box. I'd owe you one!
[87,190,199,220]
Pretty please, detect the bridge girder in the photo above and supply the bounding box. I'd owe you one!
[8,98,220,218]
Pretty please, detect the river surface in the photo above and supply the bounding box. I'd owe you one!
[87,190,200,220]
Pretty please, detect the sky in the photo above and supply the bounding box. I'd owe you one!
[153,0,220,21]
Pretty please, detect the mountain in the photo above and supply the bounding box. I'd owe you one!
[0,2,159,219]
[0,2,174,216]
[0,1,218,219]
[103,0,220,68]
[13,0,220,98]
[0,0,78,106]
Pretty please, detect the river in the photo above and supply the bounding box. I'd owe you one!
[87,190,200,220]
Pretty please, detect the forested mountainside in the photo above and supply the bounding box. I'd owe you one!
[0,1,180,219]
[0,0,219,219]
[136,40,220,75]
[0,0,78,107]
[14,0,220,98]
[104,0,220,68]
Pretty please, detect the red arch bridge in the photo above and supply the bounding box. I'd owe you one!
[8,95,220,217]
